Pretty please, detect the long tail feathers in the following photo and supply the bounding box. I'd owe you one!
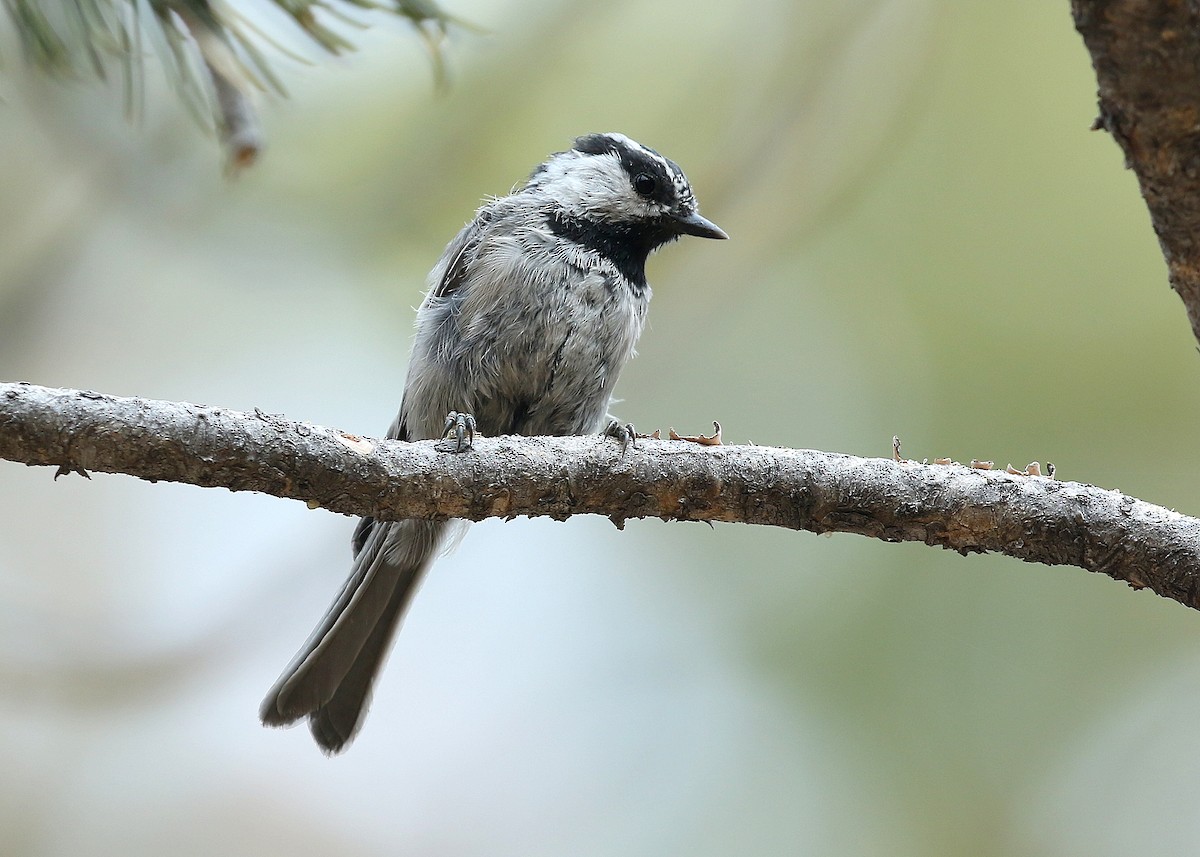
[260,518,444,753]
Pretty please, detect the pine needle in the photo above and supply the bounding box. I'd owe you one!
[1,0,472,166]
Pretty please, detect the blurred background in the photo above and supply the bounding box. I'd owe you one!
[2,0,1199,854]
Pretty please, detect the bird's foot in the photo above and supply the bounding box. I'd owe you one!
[603,419,636,453]
[441,411,477,453]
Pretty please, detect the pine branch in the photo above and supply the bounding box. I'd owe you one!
[1,0,465,168]
[2,381,1198,611]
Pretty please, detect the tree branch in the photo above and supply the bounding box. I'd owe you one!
[1073,0,1200,346]
[2,381,1199,610]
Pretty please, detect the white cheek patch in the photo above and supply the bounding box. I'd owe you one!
[536,151,657,223]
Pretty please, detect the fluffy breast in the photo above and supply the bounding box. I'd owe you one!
[401,211,649,439]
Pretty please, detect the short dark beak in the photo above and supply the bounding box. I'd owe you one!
[673,211,728,240]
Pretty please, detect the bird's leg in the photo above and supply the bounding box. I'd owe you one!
[603,418,636,453]
[442,411,477,453]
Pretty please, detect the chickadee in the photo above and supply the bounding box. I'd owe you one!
[260,132,726,753]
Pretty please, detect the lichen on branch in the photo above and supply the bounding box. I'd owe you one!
[2,381,1198,612]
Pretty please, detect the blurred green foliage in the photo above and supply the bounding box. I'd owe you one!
[2,0,461,162]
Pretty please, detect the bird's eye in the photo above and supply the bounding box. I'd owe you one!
[632,173,657,196]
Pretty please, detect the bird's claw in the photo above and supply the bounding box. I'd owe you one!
[603,419,636,453]
[442,411,477,452]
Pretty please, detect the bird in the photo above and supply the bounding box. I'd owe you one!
[259,132,727,753]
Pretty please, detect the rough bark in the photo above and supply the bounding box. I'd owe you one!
[1073,0,1200,345]
[2,381,1199,610]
